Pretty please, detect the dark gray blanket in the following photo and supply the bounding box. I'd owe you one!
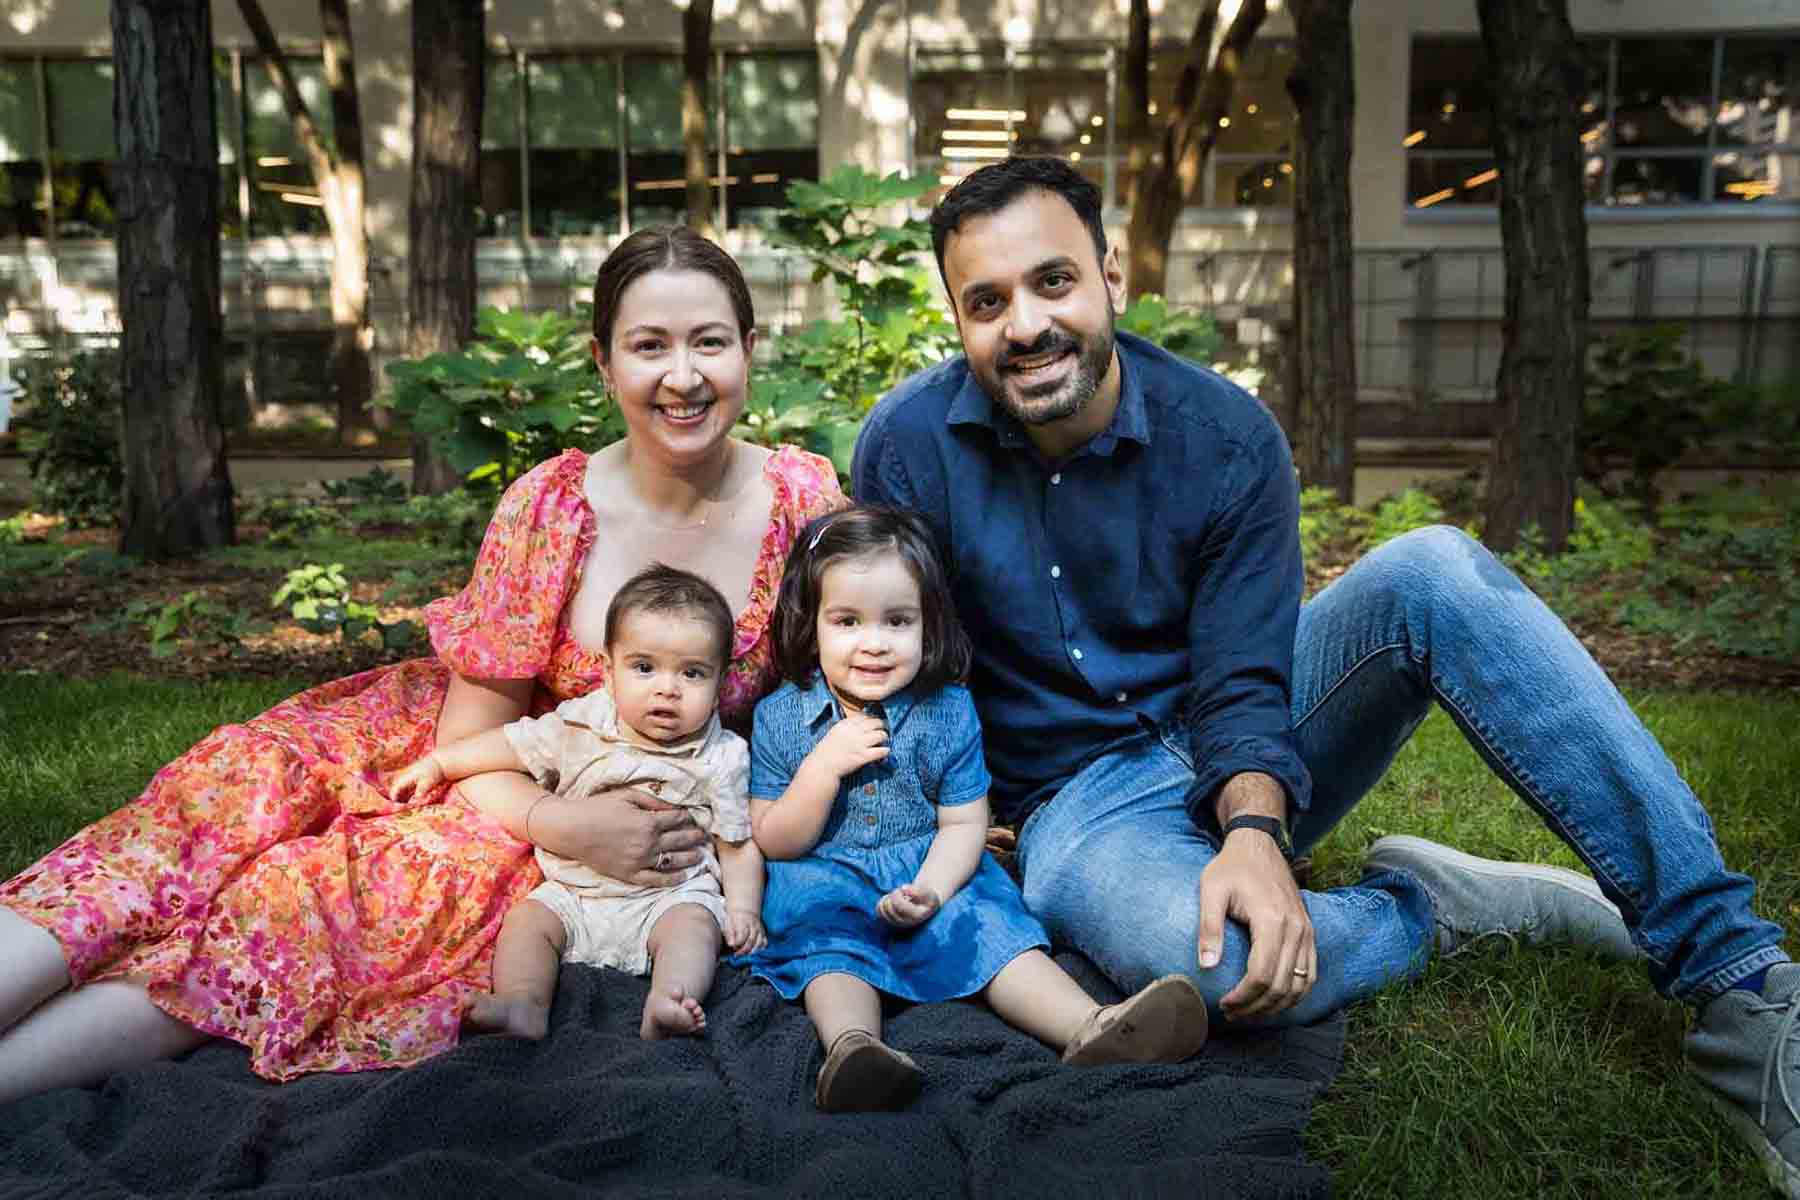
[0,956,1342,1199]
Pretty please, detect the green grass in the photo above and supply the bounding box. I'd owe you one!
[1305,694,1800,1197]
[1,674,1796,1194]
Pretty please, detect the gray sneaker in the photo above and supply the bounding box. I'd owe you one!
[1686,964,1800,1198]
[1362,834,1640,960]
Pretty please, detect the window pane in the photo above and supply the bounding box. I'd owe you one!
[529,56,620,237]
[0,60,44,238]
[725,52,818,230]
[245,57,333,236]
[47,61,115,237]
[913,49,1010,194]
[1613,37,1713,148]
[624,55,690,230]
[1407,40,1491,152]
[480,56,522,236]
[1718,36,1800,151]
[216,56,244,239]
[1714,151,1800,203]
[1216,41,1296,157]
[1407,155,1500,207]
[1012,49,1108,192]
[1609,154,1704,204]
[1212,156,1293,207]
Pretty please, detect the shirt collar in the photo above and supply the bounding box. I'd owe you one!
[798,672,921,734]
[943,331,1153,459]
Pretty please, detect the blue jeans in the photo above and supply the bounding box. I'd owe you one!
[1014,525,1786,1025]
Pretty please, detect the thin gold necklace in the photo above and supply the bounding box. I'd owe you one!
[633,444,737,532]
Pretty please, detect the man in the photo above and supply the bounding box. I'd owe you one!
[851,156,1798,1196]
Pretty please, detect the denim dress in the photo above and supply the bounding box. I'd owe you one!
[741,676,1049,1001]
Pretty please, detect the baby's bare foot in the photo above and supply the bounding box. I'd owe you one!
[640,984,707,1040]
[464,993,550,1040]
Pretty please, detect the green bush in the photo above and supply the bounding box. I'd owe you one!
[1582,327,1733,516]
[1116,294,1223,366]
[15,350,124,528]
[381,308,620,489]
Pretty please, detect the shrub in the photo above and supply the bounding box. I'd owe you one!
[15,350,124,528]
[1582,327,1727,517]
[381,308,620,489]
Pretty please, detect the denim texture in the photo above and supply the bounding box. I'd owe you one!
[1015,525,1787,1024]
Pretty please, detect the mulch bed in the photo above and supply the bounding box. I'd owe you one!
[3,525,1797,695]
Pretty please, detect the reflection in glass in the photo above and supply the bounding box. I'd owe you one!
[0,60,44,238]
[625,56,692,231]
[1405,40,1491,152]
[1718,38,1799,151]
[1609,154,1703,205]
[1613,38,1713,148]
[529,56,620,238]
[1407,155,1499,207]
[216,57,244,239]
[1011,49,1108,193]
[725,53,818,230]
[480,57,523,237]
[245,56,333,237]
[912,49,1010,200]
[1714,152,1800,203]
[47,61,116,238]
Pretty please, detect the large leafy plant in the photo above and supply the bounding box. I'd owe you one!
[381,307,621,488]
[14,349,124,528]
[745,167,960,473]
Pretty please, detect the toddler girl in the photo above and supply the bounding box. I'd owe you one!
[392,564,764,1041]
[743,506,1207,1112]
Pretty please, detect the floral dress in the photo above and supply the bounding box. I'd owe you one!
[0,445,843,1081]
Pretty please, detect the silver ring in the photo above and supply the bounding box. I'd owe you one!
[1292,966,1310,977]
[655,850,671,871]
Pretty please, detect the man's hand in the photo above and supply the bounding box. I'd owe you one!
[1197,828,1316,1020]
[876,883,941,929]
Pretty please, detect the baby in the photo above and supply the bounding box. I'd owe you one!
[392,563,764,1040]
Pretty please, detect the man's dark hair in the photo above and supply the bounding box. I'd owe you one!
[604,563,736,667]
[929,156,1108,295]
[772,505,972,692]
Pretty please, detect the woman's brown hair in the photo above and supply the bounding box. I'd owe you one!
[590,226,756,358]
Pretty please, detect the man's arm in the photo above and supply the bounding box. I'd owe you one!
[1184,415,1317,1020]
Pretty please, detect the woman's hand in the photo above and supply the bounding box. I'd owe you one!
[390,754,446,805]
[876,883,941,929]
[537,786,709,887]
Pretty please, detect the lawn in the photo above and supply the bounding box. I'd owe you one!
[2,475,1798,1196]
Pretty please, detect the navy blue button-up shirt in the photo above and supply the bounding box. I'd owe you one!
[851,331,1311,829]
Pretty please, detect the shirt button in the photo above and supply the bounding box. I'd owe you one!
[863,784,876,795]
[1050,472,1062,485]
[1115,691,1128,702]
[864,814,877,826]
[1050,565,1061,579]
[1071,647,1084,661]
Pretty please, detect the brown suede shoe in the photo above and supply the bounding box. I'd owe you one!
[814,1029,923,1113]
[1061,974,1210,1067]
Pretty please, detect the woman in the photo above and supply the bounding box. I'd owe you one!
[0,227,845,1101]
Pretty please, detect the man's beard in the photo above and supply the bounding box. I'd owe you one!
[989,318,1115,428]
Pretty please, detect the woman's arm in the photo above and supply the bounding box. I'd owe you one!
[440,674,707,884]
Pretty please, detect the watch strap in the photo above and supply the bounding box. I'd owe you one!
[1221,813,1293,860]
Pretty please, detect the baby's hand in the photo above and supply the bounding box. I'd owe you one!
[724,907,767,955]
[810,712,890,779]
[876,883,941,929]
[390,754,446,804]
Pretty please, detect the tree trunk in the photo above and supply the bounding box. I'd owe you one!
[1123,0,1267,298]
[319,0,375,441]
[682,0,715,234]
[237,0,373,445]
[407,0,484,495]
[1288,0,1358,503]
[1476,0,1589,553]
[111,0,234,559]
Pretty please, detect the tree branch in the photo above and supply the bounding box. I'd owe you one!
[235,0,336,187]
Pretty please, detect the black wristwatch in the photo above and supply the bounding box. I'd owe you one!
[1221,813,1294,861]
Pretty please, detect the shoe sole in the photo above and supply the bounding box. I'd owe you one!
[1062,974,1210,1067]
[815,1039,922,1113]
[1691,1074,1800,1199]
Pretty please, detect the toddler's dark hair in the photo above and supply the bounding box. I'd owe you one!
[605,563,735,667]
[772,505,971,692]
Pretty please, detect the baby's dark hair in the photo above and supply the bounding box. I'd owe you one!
[772,505,972,691]
[604,564,735,667]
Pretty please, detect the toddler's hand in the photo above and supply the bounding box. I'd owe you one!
[811,711,891,779]
[391,754,445,804]
[877,883,941,929]
[724,907,767,954]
